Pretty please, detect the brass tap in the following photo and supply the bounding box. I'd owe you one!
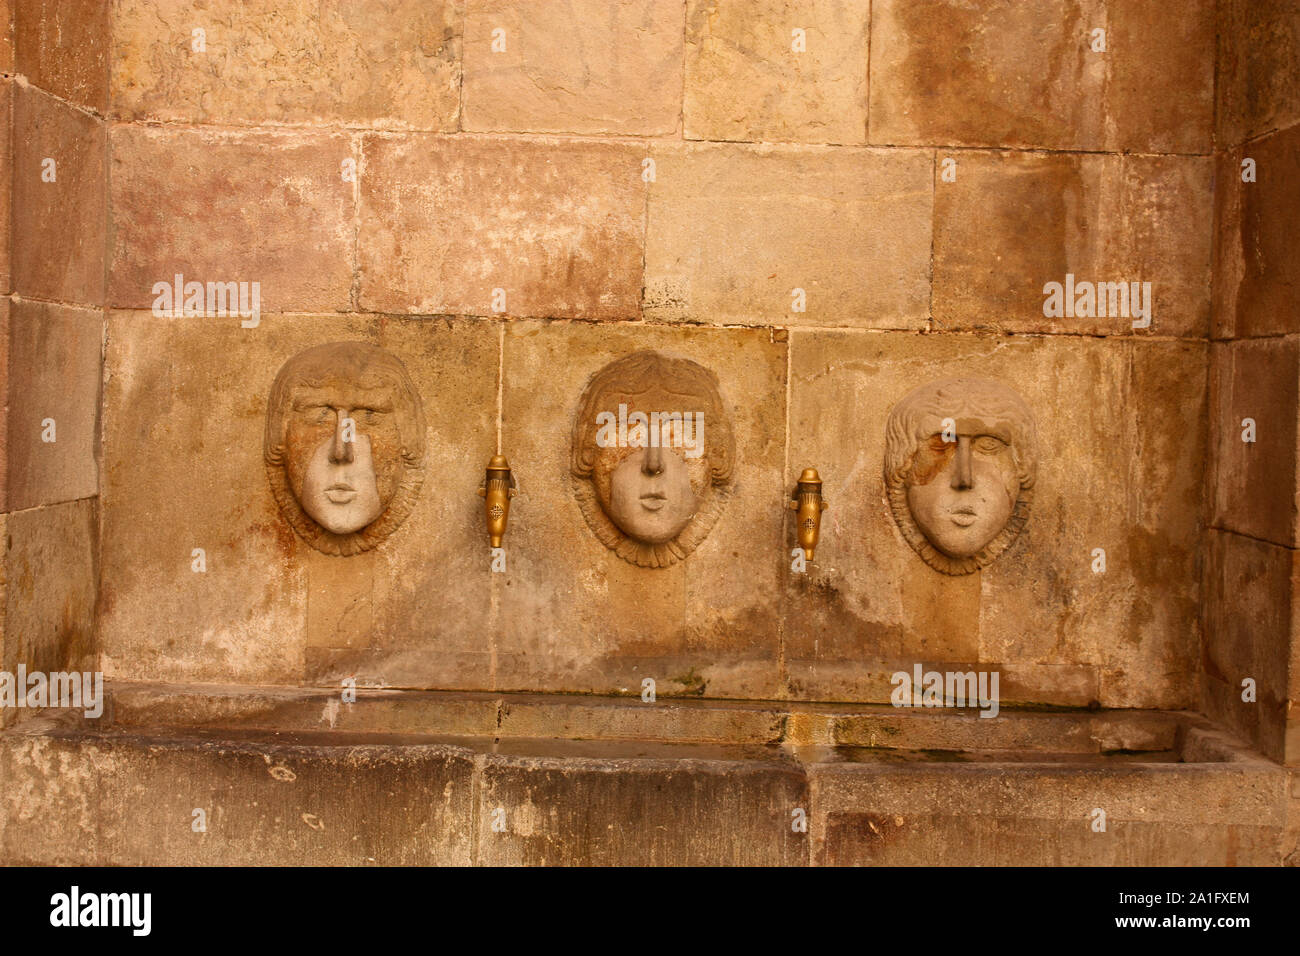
[478,454,517,548]
[789,467,828,561]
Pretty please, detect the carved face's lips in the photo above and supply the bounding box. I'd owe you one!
[950,505,978,527]
[326,482,357,504]
[640,491,667,512]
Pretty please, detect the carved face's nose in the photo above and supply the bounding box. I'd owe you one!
[950,435,973,490]
[642,441,664,476]
[329,408,354,464]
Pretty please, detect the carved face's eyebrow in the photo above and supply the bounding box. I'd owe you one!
[978,424,1014,444]
[289,387,396,411]
[291,397,333,412]
[290,387,336,409]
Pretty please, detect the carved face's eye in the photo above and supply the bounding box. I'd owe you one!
[974,435,1007,455]
[295,404,332,424]
[356,402,395,425]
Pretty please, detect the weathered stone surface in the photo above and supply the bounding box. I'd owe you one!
[496,321,785,699]
[463,0,683,135]
[870,0,1100,149]
[1217,0,1300,148]
[1208,339,1299,547]
[0,0,11,73]
[111,0,462,129]
[1202,530,1296,764]
[0,299,8,501]
[12,85,104,306]
[1214,125,1300,338]
[0,733,476,864]
[683,0,868,144]
[302,319,500,690]
[1291,640,1300,770]
[812,762,1286,865]
[1102,0,1216,154]
[0,499,97,728]
[1103,339,1210,704]
[1,693,1286,864]
[645,143,931,327]
[100,313,498,688]
[934,151,1211,336]
[0,82,10,296]
[4,298,100,510]
[359,134,644,319]
[477,752,808,865]
[496,695,786,744]
[1287,769,1300,863]
[786,332,1204,708]
[102,683,1195,754]
[833,709,1179,755]
[15,0,108,113]
[109,685,504,738]
[109,126,355,313]
[869,0,1213,153]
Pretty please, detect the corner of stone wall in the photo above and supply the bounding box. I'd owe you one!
[1202,0,1300,765]
[0,0,107,727]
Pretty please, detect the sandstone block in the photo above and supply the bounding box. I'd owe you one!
[15,0,108,113]
[463,0,683,135]
[683,0,868,144]
[1214,125,1300,338]
[1201,530,1296,763]
[1217,0,1300,148]
[786,332,1204,708]
[0,0,11,73]
[869,0,1213,153]
[359,134,644,319]
[478,752,808,865]
[645,143,931,327]
[109,126,355,313]
[12,85,104,306]
[0,82,10,295]
[933,151,1211,336]
[0,499,97,728]
[0,733,476,864]
[495,321,786,700]
[0,299,7,499]
[812,762,1286,865]
[111,0,463,129]
[1208,338,1299,547]
[100,313,499,688]
[4,298,100,510]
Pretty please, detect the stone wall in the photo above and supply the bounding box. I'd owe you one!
[0,0,104,726]
[1204,0,1300,766]
[85,0,1221,709]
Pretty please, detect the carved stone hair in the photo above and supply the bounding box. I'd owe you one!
[570,350,736,568]
[264,341,426,556]
[883,377,1037,575]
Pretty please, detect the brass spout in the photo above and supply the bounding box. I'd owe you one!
[789,467,828,561]
[478,454,517,548]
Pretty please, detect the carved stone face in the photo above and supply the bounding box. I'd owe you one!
[884,378,1037,575]
[906,431,1020,558]
[593,439,712,545]
[265,343,426,556]
[571,351,735,568]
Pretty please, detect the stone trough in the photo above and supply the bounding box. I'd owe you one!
[0,684,1284,866]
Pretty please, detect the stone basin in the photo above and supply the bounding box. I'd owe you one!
[0,683,1285,865]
